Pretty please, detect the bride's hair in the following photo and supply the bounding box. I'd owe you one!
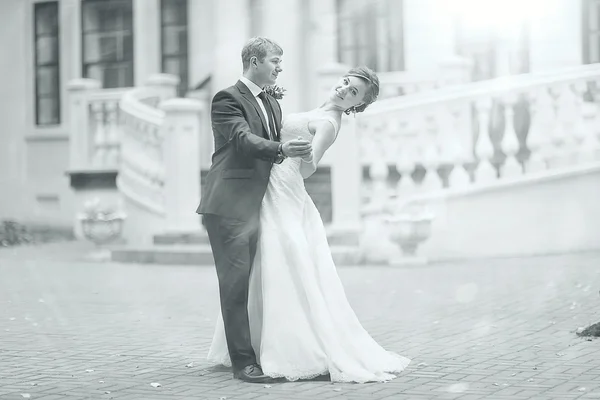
[343,66,380,115]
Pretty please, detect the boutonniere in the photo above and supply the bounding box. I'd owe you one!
[264,85,286,100]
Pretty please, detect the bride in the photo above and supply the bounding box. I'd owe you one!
[207,66,411,383]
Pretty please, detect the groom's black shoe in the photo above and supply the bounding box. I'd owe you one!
[233,364,272,383]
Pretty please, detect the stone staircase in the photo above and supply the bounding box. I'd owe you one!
[110,229,363,266]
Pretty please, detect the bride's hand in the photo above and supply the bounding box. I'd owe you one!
[301,151,314,163]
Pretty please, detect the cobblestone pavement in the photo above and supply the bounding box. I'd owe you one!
[0,243,599,400]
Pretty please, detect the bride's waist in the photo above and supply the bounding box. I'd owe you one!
[271,158,303,178]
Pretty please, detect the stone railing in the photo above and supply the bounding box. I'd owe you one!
[67,80,130,171]
[355,64,600,212]
[118,74,206,231]
[118,79,170,216]
[67,74,207,237]
[314,58,472,233]
[312,63,600,261]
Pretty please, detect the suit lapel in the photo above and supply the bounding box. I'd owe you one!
[235,80,270,140]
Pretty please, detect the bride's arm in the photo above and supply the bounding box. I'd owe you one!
[299,120,337,179]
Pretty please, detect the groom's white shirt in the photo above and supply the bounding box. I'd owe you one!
[240,76,273,139]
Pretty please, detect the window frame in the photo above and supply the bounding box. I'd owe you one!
[33,1,61,126]
[160,0,189,96]
[583,0,600,64]
[81,0,135,88]
[336,0,405,72]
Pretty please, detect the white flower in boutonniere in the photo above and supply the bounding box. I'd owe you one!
[264,85,286,100]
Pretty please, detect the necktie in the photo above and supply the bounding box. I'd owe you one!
[258,92,278,141]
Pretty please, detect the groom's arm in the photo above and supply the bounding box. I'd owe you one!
[211,91,280,161]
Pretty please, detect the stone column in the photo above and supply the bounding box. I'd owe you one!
[61,0,82,80]
[529,0,583,71]
[160,98,205,231]
[308,0,338,107]
[67,78,101,171]
[133,0,161,86]
[212,0,250,97]
[403,0,456,74]
[258,0,303,114]
[188,0,214,171]
[188,0,214,88]
[145,73,180,103]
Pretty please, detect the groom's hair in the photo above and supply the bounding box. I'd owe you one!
[241,37,283,71]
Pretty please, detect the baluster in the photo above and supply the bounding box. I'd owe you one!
[394,134,416,197]
[358,121,375,206]
[150,122,163,162]
[473,98,496,183]
[579,82,600,163]
[421,140,442,191]
[119,114,131,174]
[368,137,389,211]
[446,103,471,188]
[104,101,120,167]
[91,101,107,167]
[547,83,571,168]
[571,81,594,164]
[525,87,552,173]
[564,82,585,166]
[499,93,522,178]
[151,123,164,193]
[420,110,443,191]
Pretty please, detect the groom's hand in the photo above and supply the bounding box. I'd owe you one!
[282,138,312,158]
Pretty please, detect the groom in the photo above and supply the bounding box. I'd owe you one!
[196,37,312,383]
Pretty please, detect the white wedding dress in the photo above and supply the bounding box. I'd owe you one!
[206,109,411,383]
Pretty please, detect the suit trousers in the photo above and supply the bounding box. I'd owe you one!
[202,213,260,371]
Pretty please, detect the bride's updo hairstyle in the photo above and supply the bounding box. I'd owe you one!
[343,66,380,115]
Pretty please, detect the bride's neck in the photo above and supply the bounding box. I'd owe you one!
[318,101,343,114]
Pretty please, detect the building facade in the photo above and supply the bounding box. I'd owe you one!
[0,0,597,227]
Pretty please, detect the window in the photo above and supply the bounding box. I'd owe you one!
[336,0,404,72]
[583,0,600,64]
[455,19,530,80]
[82,0,134,88]
[161,0,188,96]
[34,1,60,126]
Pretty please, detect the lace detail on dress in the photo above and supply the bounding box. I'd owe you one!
[205,109,411,383]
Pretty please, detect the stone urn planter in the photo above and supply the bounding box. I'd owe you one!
[79,214,125,245]
[385,206,434,265]
[78,199,126,257]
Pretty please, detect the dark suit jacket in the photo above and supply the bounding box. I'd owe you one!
[196,80,283,220]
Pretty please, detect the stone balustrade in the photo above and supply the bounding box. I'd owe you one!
[354,64,600,212]
[67,79,129,171]
[67,63,600,248]
[67,74,206,239]
[118,74,205,232]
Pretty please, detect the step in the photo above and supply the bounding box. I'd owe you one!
[153,231,210,245]
[153,229,359,247]
[110,244,363,266]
